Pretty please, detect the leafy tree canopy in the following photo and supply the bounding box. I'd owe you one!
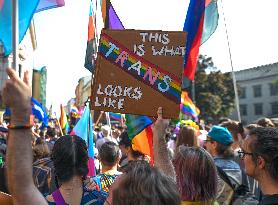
[188,55,235,123]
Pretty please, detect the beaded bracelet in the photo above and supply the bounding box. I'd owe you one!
[8,124,33,129]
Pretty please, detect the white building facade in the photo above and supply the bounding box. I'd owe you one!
[230,63,278,124]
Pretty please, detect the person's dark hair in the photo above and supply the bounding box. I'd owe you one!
[118,131,132,147]
[249,127,278,182]
[246,124,261,130]
[174,146,217,204]
[112,160,180,205]
[35,137,44,145]
[119,131,145,160]
[115,125,124,132]
[51,135,88,183]
[94,127,101,132]
[46,127,56,139]
[256,118,275,128]
[204,125,211,132]
[176,126,197,147]
[99,141,120,167]
[33,142,50,162]
[218,118,232,124]
[220,120,241,142]
[215,142,234,159]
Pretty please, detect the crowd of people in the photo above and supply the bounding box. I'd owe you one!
[0,68,278,205]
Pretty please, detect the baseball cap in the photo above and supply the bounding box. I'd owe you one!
[208,126,233,145]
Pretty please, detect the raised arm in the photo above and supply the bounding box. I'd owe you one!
[152,107,176,180]
[3,68,47,205]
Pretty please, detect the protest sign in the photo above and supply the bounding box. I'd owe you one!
[91,29,186,118]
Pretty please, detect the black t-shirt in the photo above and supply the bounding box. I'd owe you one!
[0,167,8,193]
[259,194,278,205]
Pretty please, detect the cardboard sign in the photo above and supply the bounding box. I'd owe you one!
[91,29,187,118]
[0,192,13,205]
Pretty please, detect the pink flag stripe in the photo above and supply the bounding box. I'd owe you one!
[0,0,4,10]
[205,0,212,7]
[36,0,65,12]
[88,158,96,177]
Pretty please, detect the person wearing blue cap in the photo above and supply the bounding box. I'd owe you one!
[205,125,243,204]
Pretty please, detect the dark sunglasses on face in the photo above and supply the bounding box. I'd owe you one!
[238,150,253,159]
[204,139,213,143]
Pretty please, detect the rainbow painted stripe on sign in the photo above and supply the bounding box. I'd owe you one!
[99,33,182,104]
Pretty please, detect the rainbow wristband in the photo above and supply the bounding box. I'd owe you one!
[8,124,33,129]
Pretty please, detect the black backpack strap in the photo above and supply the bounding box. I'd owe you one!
[216,166,235,190]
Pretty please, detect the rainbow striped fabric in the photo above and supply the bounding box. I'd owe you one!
[99,33,181,104]
[109,112,122,121]
[60,104,69,133]
[125,114,154,164]
[180,91,200,121]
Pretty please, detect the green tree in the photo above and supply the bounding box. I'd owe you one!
[274,77,278,85]
[190,55,235,123]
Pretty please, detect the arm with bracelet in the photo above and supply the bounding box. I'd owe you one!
[2,68,47,205]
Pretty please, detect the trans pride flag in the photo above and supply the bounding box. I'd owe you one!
[0,0,64,56]
[71,106,95,176]
[180,91,200,121]
[36,0,65,12]
[183,0,218,80]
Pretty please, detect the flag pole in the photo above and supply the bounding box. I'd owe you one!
[54,112,64,136]
[104,0,110,29]
[94,111,104,127]
[220,0,241,122]
[105,112,112,135]
[12,0,19,71]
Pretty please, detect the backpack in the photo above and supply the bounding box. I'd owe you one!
[217,166,259,205]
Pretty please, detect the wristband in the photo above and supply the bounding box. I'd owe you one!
[8,124,33,129]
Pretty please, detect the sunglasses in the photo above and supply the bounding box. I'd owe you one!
[238,150,253,159]
[204,139,213,143]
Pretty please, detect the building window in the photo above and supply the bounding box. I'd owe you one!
[254,103,263,115]
[253,85,262,97]
[271,102,278,115]
[240,104,247,116]
[239,87,246,99]
[269,83,278,96]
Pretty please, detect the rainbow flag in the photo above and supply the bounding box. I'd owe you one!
[70,106,95,176]
[183,0,218,80]
[180,91,200,121]
[60,104,69,133]
[109,112,121,121]
[125,114,154,164]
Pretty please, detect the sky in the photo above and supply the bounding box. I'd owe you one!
[33,0,278,112]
